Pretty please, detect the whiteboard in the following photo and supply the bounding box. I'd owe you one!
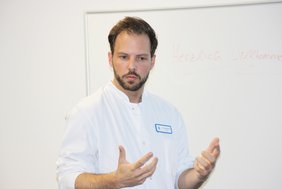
[84,2,282,188]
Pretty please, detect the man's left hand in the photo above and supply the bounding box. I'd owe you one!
[193,137,221,180]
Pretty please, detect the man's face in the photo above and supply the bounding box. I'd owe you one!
[108,31,155,92]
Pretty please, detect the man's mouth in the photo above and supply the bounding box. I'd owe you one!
[124,72,140,80]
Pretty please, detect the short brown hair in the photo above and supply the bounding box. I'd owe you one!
[108,16,158,57]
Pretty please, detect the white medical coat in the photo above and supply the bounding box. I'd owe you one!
[56,82,194,189]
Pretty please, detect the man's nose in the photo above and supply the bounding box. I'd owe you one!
[128,57,137,70]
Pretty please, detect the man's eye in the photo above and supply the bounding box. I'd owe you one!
[119,55,127,60]
[137,56,147,62]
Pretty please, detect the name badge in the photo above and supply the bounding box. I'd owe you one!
[155,124,172,134]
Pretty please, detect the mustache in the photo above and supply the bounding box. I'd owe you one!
[123,71,141,79]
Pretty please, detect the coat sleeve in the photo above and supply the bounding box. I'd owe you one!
[56,105,98,189]
[174,113,195,189]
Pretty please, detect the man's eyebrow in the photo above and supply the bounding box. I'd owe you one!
[116,52,149,56]
[137,54,150,56]
[116,52,128,55]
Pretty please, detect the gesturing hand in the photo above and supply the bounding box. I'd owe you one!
[194,137,220,181]
[114,145,158,188]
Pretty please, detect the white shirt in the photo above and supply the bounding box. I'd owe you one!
[56,82,194,189]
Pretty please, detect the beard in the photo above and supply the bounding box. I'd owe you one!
[113,68,150,92]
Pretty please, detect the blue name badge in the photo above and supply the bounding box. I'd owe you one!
[155,124,173,134]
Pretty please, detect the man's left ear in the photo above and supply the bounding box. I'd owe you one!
[151,55,156,70]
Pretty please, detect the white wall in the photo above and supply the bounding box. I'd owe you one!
[0,0,280,189]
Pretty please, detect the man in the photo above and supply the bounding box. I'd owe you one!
[56,16,220,189]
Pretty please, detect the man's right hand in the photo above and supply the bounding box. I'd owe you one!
[114,145,158,188]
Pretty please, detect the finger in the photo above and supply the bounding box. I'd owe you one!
[194,158,209,179]
[135,157,158,181]
[118,145,127,164]
[206,137,220,154]
[201,151,216,163]
[133,152,153,169]
[196,156,213,172]
[140,157,158,176]
[212,145,221,158]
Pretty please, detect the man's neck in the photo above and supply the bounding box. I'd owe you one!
[125,90,143,103]
[112,80,143,103]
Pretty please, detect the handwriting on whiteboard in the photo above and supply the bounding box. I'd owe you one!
[172,45,282,64]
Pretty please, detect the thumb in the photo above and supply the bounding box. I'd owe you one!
[118,145,127,164]
[206,137,220,156]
